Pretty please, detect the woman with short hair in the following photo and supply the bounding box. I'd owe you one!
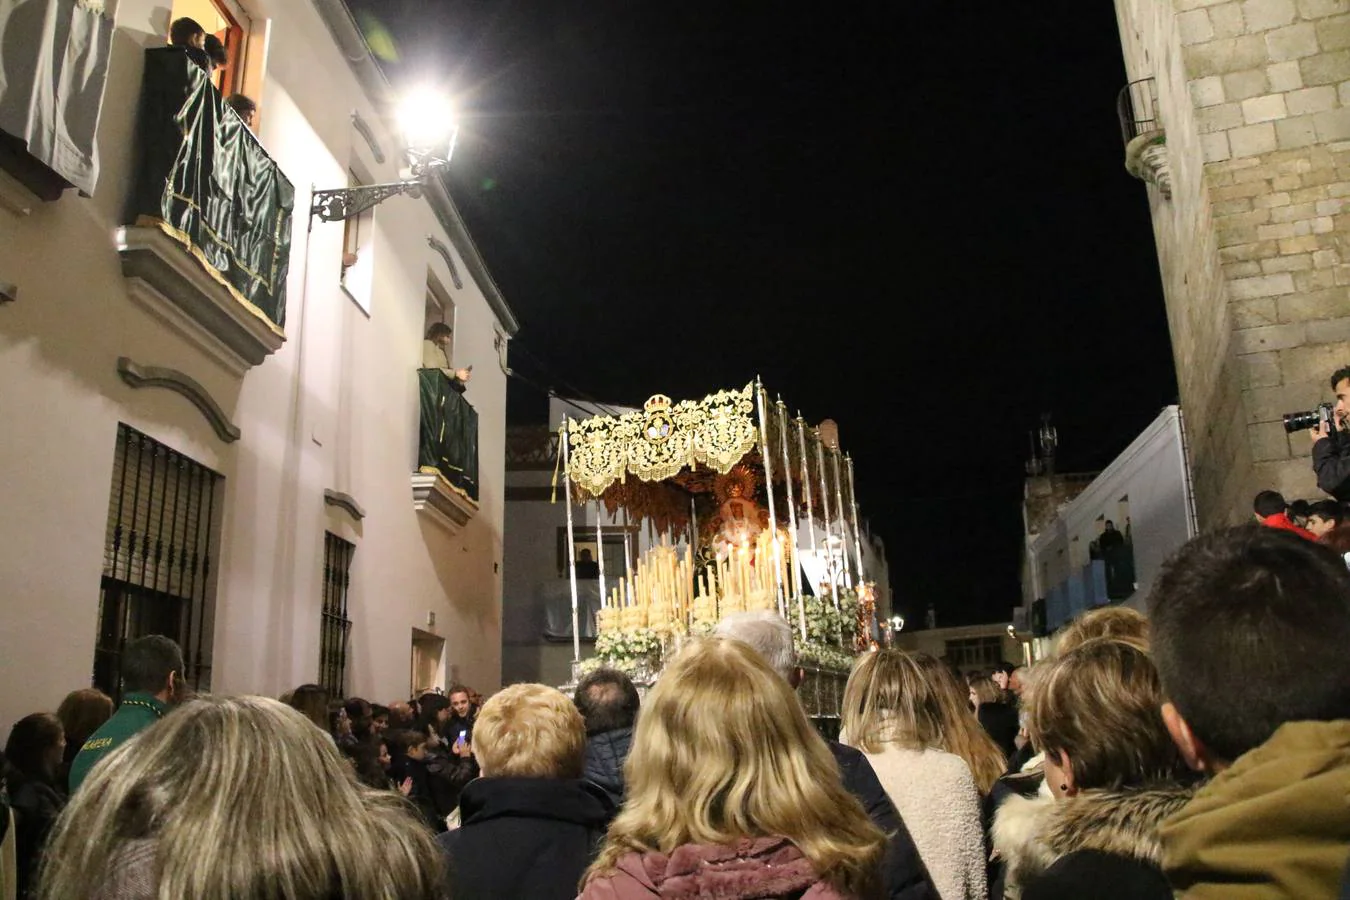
[5,713,66,897]
[55,688,113,788]
[843,650,994,900]
[580,638,884,899]
[36,696,446,899]
[992,639,1192,899]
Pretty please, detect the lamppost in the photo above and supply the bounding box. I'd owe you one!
[310,88,458,223]
[884,614,904,647]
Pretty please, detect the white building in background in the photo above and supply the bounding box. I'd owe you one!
[0,0,519,734]
[1016,406,1197,648]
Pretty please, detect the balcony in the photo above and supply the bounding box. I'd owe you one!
[1118,77,1171,199]
[118,49,293,375]
[506,425,559,470]
[412,369,480,533]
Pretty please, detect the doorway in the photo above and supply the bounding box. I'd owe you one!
[411,628,446,697]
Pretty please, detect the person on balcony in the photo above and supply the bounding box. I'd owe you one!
[204,34,228,77]
[422,323,471,390]
[226,94,257,129]
[169,17,209,71]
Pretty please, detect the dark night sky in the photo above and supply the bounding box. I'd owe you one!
[349,1,1179,626]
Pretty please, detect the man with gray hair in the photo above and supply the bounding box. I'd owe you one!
[714,611,935,900]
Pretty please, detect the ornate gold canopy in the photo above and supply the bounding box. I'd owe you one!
[566,382,759,498]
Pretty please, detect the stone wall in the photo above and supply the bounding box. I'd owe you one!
[1114,0,1350,524]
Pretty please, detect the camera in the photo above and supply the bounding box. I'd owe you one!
[1282,403,1335,434]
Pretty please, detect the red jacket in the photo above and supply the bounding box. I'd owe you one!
[1259,513,1319,541]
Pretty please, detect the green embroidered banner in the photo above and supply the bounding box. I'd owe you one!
[130,48,293,332]
[419,369,479,501]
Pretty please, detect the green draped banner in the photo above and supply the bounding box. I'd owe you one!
[419,369,479,501]
[131,48,293,332]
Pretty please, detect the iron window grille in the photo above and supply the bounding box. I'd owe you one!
[1117,77,1160,146]
[321,533,355,698]
[98,424,222,700]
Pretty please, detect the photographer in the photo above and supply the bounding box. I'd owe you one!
[1311,366,1350,501]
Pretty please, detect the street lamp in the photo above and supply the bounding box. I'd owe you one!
[310,87,459,223]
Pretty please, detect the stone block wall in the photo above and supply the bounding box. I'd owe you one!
[1114,0,1350,525]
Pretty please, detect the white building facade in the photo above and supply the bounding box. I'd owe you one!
[0,0,518,734]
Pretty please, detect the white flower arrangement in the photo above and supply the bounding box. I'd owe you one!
[594,627,662,668]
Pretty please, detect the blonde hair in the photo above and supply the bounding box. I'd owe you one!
[1055,606,1149,657]
[842,650,1007,794]
[1027,638,1185,790]
[585,638,883,896]
[38,695,445,899]
[473,683,585,779]
[968,674,1001,707]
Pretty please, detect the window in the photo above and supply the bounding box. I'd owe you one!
[340,167,375,313]
[424,271,456,366]
[556,527,631,579]
[168,0,247,94]
[945,636,1005,672]
[97,424,222,700]
[320,533,354,698]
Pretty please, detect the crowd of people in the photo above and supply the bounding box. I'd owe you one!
[2,523,1349,898]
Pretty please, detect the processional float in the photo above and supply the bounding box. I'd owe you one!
[555,380,879,691]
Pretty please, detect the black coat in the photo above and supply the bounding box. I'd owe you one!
[1313,430,1350,500]
[437,777,616,900]
[582,727,632,807]
[8,772,64,898]
[829,741,936,900]
[978,701,1021,761]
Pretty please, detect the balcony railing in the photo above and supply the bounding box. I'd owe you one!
[118,48,293,372]
[1117,77,1160,146]
[1116,77,1171,198]
[418,369,479,501]
[506,425,559,470]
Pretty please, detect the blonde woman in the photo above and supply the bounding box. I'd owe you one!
[580,637,884,899]
[37,695,447,899]
[842,650,995,900]
[991,639,1191,899]
[1054,606,1149,657]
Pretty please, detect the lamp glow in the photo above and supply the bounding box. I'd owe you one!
[397,88,456,154]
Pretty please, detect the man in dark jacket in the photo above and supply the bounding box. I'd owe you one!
[573,668,640,806]
[437,684,615,899]
[715,611,935,900]
[1311,365,1350,501]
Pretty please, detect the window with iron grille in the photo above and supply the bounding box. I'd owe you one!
[321,533,354,698]
[945,636,1005,672]
[98,424,222,700]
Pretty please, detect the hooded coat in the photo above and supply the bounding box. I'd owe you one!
[577,836,853,900]
[1160,720,1350,900]
[584,727,633,807]
[991,784,1192,900]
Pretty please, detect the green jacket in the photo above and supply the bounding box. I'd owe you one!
[67,692,168,793]
[1160,720,1350,899]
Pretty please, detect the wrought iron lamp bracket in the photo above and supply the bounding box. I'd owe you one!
[309,158,448,223]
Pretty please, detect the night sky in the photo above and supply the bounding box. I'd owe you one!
[349,1,1179,626]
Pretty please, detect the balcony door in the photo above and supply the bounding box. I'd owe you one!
[167,0,250,94]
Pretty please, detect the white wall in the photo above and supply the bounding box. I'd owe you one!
[0,0,510,734]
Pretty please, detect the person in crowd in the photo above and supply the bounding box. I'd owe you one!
[573,668,640,807]
[1320,521,1350,566]
[1054,605,1148,657]
[1289,498,1313,529]
[344,697,374,743]
[991,639,1191,900]
[168,17,209,71]
[284,683,330,733]
[844,650,990,900]
[389,728,467,833]
[1252,489,1317,539]
[225,93,257,129]
[387,700,415,731]
[444,685,478,764]
[68,635,184,793]
[55,688,112,790]
[203,34,227,75]
[1312,364,1350,501]
[422,323,471,386]
[369,704,389,736]
[1098,520,1125,550]
[37,696,446,898]
[1008,666,1027,700]
[330,703,354,749]
[579,637,886,900]
[1307,499,1343,538]
[992,661,1016,696]
[439,684,615,899]
[5,714,65,897]
[574,548,601,579]
[970,673,1020,761]
[417,692,451,744]
[715,611,934,900]
[1148,526,1350,898]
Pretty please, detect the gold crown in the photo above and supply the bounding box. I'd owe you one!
[644,394,672,413]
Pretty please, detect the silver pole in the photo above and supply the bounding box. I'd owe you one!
[846,454,866,587]
[796,416,818,558]
[622,506,634,602]
[831,447,853,590]
[814,427,839,606]
[777,398,805,642]
[754,380,784,615]
[561,418,581,660]
[595,500,607,608]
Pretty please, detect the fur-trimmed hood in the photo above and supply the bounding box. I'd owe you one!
[992,784,1195,897]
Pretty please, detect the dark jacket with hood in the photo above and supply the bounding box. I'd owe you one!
[991,783,1193,900]
[584,727,633,807]
[437,776,616,900]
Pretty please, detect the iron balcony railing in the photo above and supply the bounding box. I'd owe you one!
[1117,77,1160,146]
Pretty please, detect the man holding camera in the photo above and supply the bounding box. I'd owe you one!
[1311,365,1350,501]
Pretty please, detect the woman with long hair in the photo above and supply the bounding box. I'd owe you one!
[991,639,1191,899]
[55,688,113,788]
[580,637,884,899]
[842,650,993,900]
[36,695,446,899]
[5,713,65,897]
[284,683,330,733]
